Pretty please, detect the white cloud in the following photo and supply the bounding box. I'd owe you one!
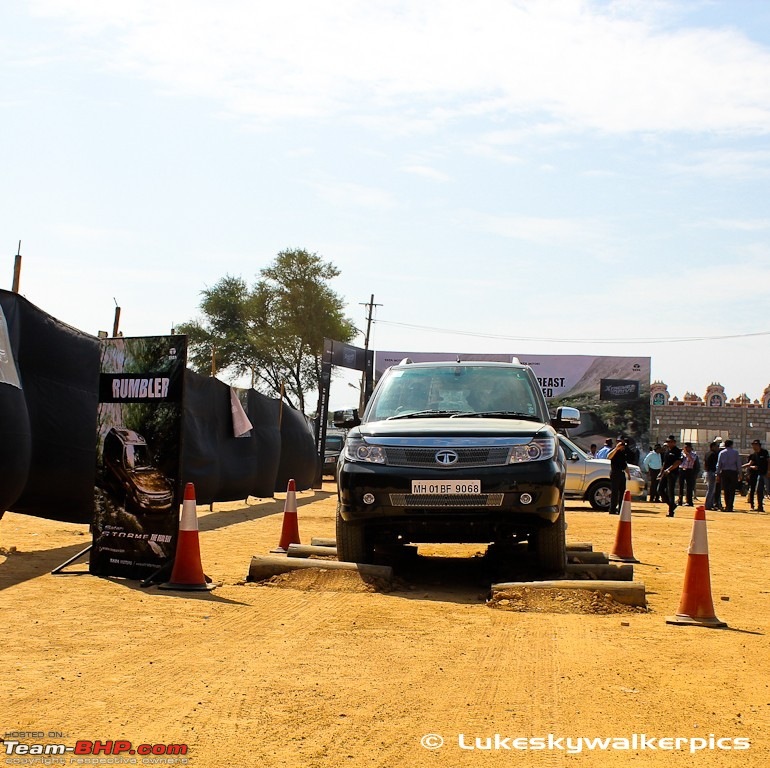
[53,223,138,244]
[705,218,770,232]
[468,211,615,254]
[670,149,770,179]
[308,179,396,210]
[23,0,770,136]
[401,165,450,182]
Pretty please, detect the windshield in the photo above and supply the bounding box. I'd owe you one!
[125,444,153,470]
[366,365,546,422]
[560,437,588,459]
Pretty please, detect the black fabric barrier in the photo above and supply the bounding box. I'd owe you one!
[0,290,100,523]
[276,397,319,492]
[180,371,316,505]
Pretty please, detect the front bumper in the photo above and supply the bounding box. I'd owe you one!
[338,458,564,530]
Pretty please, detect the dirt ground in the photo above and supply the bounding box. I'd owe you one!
[2,483,769,768]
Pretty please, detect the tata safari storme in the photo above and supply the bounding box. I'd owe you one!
[335,360,580,572]
[103,427,174,514]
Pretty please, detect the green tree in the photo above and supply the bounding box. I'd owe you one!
[177,249,357,413]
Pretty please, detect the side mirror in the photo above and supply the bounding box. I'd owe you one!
[568,451,579,461]
[333,408,361,429]
[552,406,581,430]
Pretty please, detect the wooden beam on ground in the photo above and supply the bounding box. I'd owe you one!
[564,562,633,580]
[247,555,392,583]
[567,551,609,564]
[566,542,593,551]
[491,580,646,607]
[310,537,337,548]
[287,543,338,558]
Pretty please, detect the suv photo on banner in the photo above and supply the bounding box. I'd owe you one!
[91,335,187,580]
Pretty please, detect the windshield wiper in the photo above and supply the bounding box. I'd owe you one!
[450,411,543,421]
[386,409,461,420]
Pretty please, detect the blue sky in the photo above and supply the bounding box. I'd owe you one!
[3,0,770,411]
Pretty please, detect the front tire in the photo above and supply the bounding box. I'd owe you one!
[335,503,371,563]
[587,481,612,511]
[535,506,566,574]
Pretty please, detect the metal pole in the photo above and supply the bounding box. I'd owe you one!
[12,241,21,293]
[359,294,381,412]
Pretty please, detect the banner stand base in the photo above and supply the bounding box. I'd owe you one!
[139,560,174,588]
[51,544,92,575]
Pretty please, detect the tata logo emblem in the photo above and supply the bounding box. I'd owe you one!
[435,449,459,466]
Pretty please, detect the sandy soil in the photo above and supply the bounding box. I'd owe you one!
[2,484,769,768]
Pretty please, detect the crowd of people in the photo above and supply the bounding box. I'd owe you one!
[638,436,769,516]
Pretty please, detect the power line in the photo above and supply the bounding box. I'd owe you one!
[373,319,770,345]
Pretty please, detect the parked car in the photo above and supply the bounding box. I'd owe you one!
[334,359,580,572]
[102,427,174,514]
[559,435,645,510]
[323,430,346,476]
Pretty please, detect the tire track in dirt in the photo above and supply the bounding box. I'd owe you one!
[443,611,573,766]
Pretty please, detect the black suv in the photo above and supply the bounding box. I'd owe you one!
[335,360,580,572]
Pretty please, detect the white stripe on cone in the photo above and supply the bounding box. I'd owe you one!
[179,483,199,531]
[688,519,708,556]
[620,492,632,521]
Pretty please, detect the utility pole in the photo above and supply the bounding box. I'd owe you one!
[359,294,382,412]
[12,241,21,293]
[112,298,121,337]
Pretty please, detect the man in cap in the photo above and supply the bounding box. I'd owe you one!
[659,435,683,517]
[607,438,631,514]
[743,440,769,512]
[716,439,741,513]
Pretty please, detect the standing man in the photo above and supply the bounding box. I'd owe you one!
[704,441,720,511]
[716,439,741,513]
[679,443,698,506]
[608,439,631,515]
[587,443,598,459]
[596,438,613,459]
[659,435,683,517]
[744,440,769,512]
[643,444,662,503]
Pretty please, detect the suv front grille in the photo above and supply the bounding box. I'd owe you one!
[389,493,504,508]
[383,447,510,468]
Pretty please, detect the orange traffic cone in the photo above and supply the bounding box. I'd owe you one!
[159,482,215,591]
[666,506,726,628]
[270,479,301,553]
[609,490,639,563]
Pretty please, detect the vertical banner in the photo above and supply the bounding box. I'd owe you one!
[91,335,187,579]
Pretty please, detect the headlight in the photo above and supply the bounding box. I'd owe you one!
[509,437,555,463]
[343,437,385,464]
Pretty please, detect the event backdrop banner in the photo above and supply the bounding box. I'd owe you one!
[374,351,651,457]
[90,335,187,580]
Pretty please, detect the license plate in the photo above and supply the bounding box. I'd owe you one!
[411,480,481,495]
